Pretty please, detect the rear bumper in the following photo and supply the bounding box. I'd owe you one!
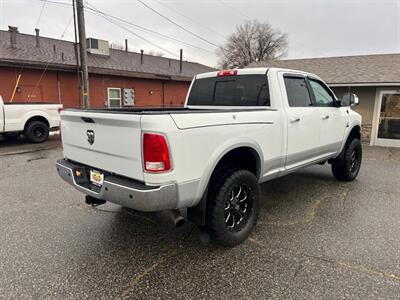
[56,159,178,211]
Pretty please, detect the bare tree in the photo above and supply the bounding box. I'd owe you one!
[217,20,288,69]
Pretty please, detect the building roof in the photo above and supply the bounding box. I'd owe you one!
[254,54,400,86]
[0,29,214,82]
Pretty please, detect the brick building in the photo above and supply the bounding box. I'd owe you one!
[0,26,214,108]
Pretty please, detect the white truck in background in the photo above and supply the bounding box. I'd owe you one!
[56,68,362,246]
[0,96,62,143]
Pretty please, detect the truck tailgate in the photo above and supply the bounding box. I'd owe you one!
[61,110,144,181]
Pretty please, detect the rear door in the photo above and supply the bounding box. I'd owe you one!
[308,77,347,155]
[283,74,322,169]
[61,110,144,181]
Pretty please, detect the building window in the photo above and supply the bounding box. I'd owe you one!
[108,88,121,108]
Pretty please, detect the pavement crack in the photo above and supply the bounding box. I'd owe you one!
[248,238,400,283]
[114,226,195,300]
[338,185,350,210]
[0,145,60,157]
[292,258,306,279]
[115,260,163,300]
[260,198,322,227]
[27,156,47,162]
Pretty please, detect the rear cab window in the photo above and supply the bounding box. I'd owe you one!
[187,75,270,106]
[284,76,312,107]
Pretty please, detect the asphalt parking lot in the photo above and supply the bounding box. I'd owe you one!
[1,137,400,299]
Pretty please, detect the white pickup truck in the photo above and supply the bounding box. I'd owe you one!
[0,96,62,143]
[56,68,362,246]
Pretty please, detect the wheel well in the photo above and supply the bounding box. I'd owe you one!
[187,146,261,227]
[348,125,361,141]
[24,116,50,131]
[211,147,261,180]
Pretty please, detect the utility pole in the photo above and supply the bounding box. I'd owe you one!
[75,0,90,108]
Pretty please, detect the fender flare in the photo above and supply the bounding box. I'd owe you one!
[187,138,263,226]
[336,121,362,156]
[193,138,264,204]
[22,111,51,130]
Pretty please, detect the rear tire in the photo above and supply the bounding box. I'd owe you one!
[205,169,260,247]
[24,121,49,143]
[331,138,362,181]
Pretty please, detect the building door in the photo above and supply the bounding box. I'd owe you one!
[374,91,400,147]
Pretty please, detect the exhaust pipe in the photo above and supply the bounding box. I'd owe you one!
[85,195,106,207]
[170,209,185,227]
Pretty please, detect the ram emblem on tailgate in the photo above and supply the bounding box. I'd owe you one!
[87,130,95,145]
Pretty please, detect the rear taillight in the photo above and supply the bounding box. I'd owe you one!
[217,69,238,77]
[57,107,63,114]
[143,133,171,173]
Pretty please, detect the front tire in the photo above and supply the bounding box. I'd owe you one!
[331,138,362,181]
[24,121,49,143]
[206,169,260,247]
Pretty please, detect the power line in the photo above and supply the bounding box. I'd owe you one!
[31,0,216,55]
[28,8,75,101]
[215,0,250,19]
[61,15,73,38]
[35,0,47,28]
[135,0,220,48]
[84,3,178,57]
[84,1,215,54]
[153,0,226,39]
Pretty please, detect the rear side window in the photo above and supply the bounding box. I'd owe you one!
[284,77,312,107]
[187,75,270,106]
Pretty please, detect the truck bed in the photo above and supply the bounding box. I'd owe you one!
[4,102,59,105]
[64,107,274,115]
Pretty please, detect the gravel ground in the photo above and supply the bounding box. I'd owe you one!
[1,139,400,299]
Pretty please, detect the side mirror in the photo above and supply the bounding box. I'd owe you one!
[341,93,359,107]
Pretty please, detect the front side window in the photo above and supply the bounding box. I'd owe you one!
[309,79,335,106]
[187,75,270,106]
[108,88,121,108]
[284,77,312,107]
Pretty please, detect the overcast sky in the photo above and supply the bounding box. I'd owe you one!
[0,0,399,67]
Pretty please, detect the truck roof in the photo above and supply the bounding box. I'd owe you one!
[195,67,319,80]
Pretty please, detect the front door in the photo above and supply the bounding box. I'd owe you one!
[308,77,347,155]
[374,92,400,147]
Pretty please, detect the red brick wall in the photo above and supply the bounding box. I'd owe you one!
[0,66,191,108]
[0,67,60,104]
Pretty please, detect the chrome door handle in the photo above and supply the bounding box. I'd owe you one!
[290,117,301,123]
[322,115,330,120]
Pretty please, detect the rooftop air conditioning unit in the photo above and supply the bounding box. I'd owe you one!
[86,38,110,56]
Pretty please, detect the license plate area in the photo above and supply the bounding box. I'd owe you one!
[90,170,104,187]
